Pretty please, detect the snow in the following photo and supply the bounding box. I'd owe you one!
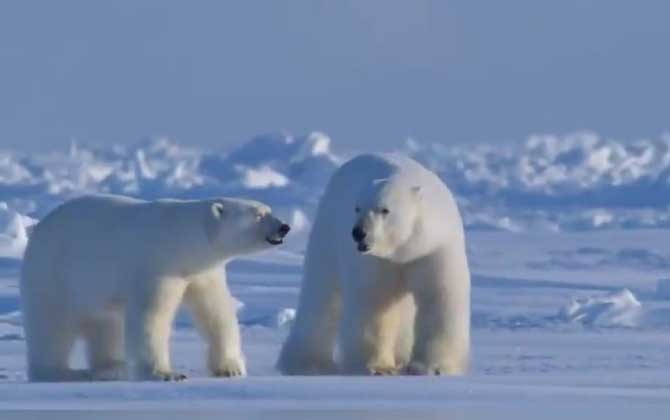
[403,131,670,231]
[2,130,669,232]
[1,131,670,412]
[287,209,310,234]
[657,278,670,300]
[240,165,290,189]
[0,203,35,259]
[558,289,642,328]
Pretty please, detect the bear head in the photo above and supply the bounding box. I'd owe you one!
[351,178,422,260]
[205,198,290,258]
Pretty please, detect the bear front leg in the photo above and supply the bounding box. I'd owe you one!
[339,292,405,375]
[339,263,407,376]
[185,271,246,377]
[126,277,188,381]
[406,248,471,376]
[277,247,341,375]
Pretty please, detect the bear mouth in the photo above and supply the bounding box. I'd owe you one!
[357,242,370,253]
[266,223,290,245]
[266,237,284,245]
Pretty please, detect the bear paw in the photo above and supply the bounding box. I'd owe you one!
[154,371,188,382]
[91,362,128,381]
[404,361,439,375]
[212,357,247,378]
[131,363,188,381]
[368,365,399,376]
[404,360,464,376]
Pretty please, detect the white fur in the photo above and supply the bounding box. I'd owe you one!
[21,194,287,382]
[278,153,470,376]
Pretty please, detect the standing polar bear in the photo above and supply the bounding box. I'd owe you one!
[21,194,290,382]
[278,153,470,375]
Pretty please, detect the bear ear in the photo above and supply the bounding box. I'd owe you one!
[411,185,422,200]
[211,203,225,219]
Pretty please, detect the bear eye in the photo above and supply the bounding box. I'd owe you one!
[355,207,360,213]
[253,210,265,221]
[380,208,390,215]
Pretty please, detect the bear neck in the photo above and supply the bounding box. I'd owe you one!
[151,201,233,277]
[391,216,437,264]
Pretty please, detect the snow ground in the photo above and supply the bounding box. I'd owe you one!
[1,133,669,415]
[1,230,669,413]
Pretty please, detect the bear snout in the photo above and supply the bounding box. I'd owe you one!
[352,226,370,252]
[266,222,291,245]
[352,226,366,242]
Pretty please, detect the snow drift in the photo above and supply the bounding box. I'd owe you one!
[1,130,669,232]
[0,203,35,259]
[558,289,642,328]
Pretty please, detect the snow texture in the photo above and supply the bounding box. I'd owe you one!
[1,131,670,411]
[1,131,669,232]
[558,289,641,328]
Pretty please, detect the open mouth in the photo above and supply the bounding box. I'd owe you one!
[266,223,290,246]
[357,242,370,253]
[266,237,284,245]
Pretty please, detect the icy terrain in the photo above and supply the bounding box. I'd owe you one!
[1,132,669,413]
[2,130,669,231]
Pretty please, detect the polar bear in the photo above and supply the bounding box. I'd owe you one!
[277,153,470,376]
[20,194,290,382]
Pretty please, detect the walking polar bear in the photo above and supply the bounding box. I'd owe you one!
[21,194,290,382]
[278,153,470,375]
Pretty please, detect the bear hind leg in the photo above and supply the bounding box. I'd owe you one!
[25,314,89,382]
[83,314,127,381]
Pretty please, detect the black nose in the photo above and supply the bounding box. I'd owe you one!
[278,223,291,236]
[352,226,366,242]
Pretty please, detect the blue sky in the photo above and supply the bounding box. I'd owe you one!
[1,0,669,151]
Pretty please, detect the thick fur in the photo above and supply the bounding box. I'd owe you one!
[278,153,470,376]
[21,194,287,382]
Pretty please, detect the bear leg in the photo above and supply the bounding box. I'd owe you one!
[25,312,87,382]
[339,263,407,375]
[125,277,188,381]
[277,232,343,376]
[393,294,416,369]
[277,253,341,375]
[83,314,127,381]
[406,249,470,375]
[185,271,246,377]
